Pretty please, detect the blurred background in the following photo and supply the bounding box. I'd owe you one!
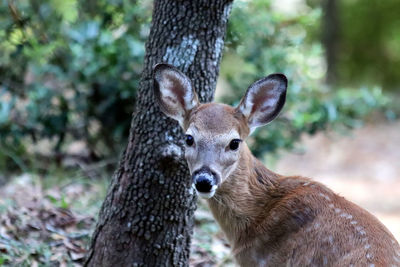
[0,0,399,265]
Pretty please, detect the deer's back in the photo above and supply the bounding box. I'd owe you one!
[235,178,400,267]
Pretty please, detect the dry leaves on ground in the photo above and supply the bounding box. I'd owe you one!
[0,174,101,266]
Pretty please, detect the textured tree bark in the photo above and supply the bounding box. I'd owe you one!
[85,0,233,266]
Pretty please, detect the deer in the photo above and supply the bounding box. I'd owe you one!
[153,63,400,266]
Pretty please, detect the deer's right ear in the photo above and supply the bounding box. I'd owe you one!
[153,63,199,129]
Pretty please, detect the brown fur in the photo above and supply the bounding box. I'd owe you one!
[208,142,400,266]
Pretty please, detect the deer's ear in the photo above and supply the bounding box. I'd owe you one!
[236,74,287,133]
[153,63,199,129]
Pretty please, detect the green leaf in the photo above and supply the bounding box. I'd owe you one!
[50,0,78,23]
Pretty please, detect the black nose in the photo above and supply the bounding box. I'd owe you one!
[195,175,213,193]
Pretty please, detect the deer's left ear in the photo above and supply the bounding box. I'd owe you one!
[153,63,199,129]
[236,74,287,133]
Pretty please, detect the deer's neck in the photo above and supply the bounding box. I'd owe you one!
[207,144,283,248]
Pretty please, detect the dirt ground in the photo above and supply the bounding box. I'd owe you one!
[275,120,400,242]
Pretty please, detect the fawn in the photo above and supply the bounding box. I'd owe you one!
[153,63,400,266]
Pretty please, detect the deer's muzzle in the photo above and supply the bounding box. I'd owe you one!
[192,167,219,198]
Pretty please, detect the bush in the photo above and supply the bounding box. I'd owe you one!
[220,0,391,156]
[0,0,151,168]
[0,0,393,171]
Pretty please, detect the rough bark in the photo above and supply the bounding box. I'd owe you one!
[322,0,339,85]
[85,0,233,266]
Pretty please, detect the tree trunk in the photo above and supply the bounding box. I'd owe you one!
[85,0,233,266]
[322,0,339,85]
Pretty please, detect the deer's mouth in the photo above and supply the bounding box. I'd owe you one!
[192,183,217,198]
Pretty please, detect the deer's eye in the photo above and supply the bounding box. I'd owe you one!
[229,139,242,151]
[185,135,194,146]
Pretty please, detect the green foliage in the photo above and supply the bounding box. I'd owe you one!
[0,0,151,168]
[338,0,400,89]
[222,0,391,156]
[0,255,6,265]
[0,0,394,171]
[46,194,70,209]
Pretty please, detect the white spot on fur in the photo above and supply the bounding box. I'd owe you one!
[366,253,372,260]
[334,208,341,213]
[394,255,400,262]
[303,182,310,186]
[328,203,335,208]
[350,220,358,225]
[318,192,331,201]
[197,190,216,199]
[369,264,374,267]
[365,244,371,249]
[328,235,334,244]
[271,211,280,222]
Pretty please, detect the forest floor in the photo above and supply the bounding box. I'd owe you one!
[0,121,399,266]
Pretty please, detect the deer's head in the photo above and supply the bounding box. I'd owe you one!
[153,64,287,198]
